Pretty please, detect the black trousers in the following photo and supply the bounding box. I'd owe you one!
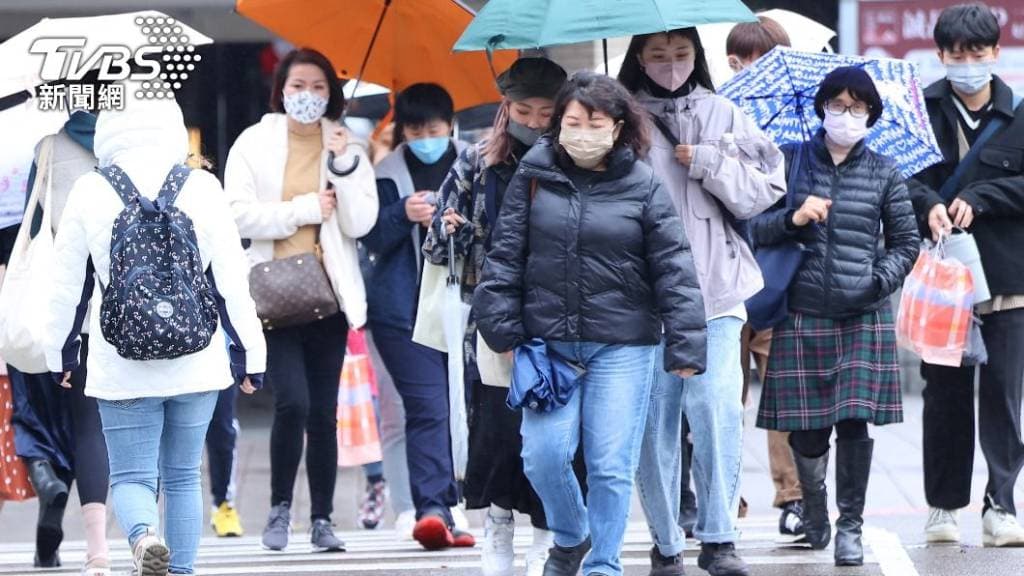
[371,325,459,523]
[922,308,1024,514]
[205,385,238,507]
[11,336,108,505]
[266,314,348,521]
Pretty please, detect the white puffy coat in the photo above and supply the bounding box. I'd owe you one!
[45,99,266,401]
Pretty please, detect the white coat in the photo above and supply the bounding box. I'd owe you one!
[223,113,378,328]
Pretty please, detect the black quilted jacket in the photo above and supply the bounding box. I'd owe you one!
[750,130,920,318]
[473,137,707,373]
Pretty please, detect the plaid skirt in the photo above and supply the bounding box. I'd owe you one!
[756,304,903,431]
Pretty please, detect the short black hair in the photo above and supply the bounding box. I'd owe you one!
[394,83,454,144]
[270,48,346,119]
[934,3,1000,52]
[813,66,884,127]
[551,71,649,158]
[618,28,714,94]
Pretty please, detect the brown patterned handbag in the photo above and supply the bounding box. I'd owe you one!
[248,245,339,330]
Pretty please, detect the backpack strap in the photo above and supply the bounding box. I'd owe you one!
[938,92,1024,202]
[95,164,140,206]
[155,164,192,211]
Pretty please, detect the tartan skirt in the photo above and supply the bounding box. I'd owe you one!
[756,304,903,431]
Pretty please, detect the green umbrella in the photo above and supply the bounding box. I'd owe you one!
[453,0,757,52]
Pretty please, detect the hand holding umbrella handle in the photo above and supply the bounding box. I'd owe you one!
[327,151,360,177]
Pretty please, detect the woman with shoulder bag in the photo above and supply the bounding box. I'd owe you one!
[422,57,570,575]
[474,71,707,576]
[751,66,919,567]
[224,48,377,552]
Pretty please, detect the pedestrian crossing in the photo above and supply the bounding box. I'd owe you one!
[0,518,879,575]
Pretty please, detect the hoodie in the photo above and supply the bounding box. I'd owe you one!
[44,98,266,400]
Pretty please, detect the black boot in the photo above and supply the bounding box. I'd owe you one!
[834,439,873,566]
[26,459,68,567]
[792,449,831,550]
[542,537,591,576]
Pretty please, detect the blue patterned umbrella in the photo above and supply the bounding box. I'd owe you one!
[719,47,942,178]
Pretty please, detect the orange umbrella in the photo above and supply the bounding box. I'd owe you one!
[236,0,518,111]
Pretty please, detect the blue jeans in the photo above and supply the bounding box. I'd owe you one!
[98,391,219,575]
[521,341,656,576]
[637,316,744,555]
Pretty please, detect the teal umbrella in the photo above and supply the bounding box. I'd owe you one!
[454,0,757,52]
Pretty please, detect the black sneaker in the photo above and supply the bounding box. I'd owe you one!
[542,537,591,576]
[311,518,346,552]
[698,543,749,576]
[649,546,686,575]
[779,500,806,537]
[262,502,291,551]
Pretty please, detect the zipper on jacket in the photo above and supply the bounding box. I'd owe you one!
[822,166,842,313]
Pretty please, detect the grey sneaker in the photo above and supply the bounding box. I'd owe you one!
[131,529,169,576]
[311,518,346,552]
[262,503,292,551]
[698,543,749,576]
[649,546,686,575]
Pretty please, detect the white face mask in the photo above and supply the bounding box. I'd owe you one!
[559,125,617,169]
[945,60,996,95]
[822,111,869,148]
[282,90,328,124]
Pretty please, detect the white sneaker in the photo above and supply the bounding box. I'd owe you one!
[451,506,470,532]
[525,528,554,576]
[983,505,1024,547]
[925,508,960,543]
[131,529,169,576]
[482,512,515,576]
[394,509,417,542]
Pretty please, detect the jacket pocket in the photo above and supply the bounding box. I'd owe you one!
[687,186,720,220]
[979,145,1023,174]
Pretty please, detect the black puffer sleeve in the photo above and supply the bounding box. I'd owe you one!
[472,168,531,353]
[642,173,707,373]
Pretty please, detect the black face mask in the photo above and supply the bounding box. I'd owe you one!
[507,120,544,146]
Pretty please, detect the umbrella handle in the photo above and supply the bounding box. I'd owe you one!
[327,151,360,177]
[447,233,458,284]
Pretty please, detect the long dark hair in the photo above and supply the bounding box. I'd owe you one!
[617,28,715,94]
[550,71,649,158]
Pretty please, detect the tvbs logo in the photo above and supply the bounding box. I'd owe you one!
[29,38,161,82]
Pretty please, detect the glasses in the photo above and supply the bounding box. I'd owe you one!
[825,100,871,118]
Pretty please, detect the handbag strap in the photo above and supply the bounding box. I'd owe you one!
[938,92,1023,202]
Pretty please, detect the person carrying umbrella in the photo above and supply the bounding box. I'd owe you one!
[361,82,475,551]
[422,56,569,576]
[224,47,378,553]
[617,27,785,576]
[752,66,920,566]
[908,2,1024,548]
[474,71,707,576]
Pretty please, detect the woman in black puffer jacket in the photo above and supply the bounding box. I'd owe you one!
[751,67,919,567]
[474,72,706,576]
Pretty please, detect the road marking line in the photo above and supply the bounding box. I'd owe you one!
[866,526,920,576]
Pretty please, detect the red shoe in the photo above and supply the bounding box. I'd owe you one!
[451,527,476,548]
[413,515,454,550]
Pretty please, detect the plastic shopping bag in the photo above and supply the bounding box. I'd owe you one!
[0,359,35,501]
[337,329,383,467]
[896,239,975,367]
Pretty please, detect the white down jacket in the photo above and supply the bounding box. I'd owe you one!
[44,98,267,401]
[224,113,378,328]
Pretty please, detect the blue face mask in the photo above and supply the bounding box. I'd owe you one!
[407,136,450,164]
[945,60,995,95]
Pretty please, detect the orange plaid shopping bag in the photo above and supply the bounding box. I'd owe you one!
[337,329,382,467]
[897,240,975,367]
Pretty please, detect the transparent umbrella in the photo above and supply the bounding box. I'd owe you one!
[442,233,471,479]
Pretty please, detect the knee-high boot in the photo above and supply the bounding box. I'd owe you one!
[793,449,831,550]
[834,439,873,566]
